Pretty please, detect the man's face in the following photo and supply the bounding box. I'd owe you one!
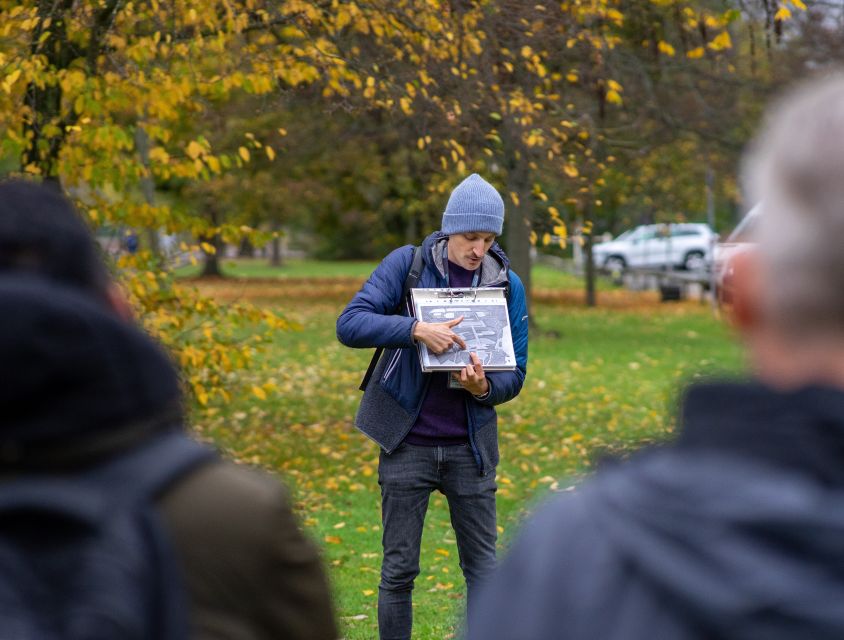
[447,232,496,271]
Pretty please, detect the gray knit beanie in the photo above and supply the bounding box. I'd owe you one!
[441,174,505,236]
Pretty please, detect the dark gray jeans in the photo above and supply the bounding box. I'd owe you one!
[377,442,497,640]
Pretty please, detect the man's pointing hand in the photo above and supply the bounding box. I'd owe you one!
[412,316,467,354]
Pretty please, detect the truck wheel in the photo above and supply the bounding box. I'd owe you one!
[683,250,706,271]
[604,256,626,274]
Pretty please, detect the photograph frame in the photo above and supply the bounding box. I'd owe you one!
[410,287,517,372]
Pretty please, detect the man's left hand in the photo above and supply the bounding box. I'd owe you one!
[453,352,489,397]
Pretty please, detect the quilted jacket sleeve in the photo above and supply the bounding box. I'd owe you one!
[336,245,418,349]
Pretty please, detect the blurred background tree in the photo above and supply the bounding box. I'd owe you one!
[0,0,840,403]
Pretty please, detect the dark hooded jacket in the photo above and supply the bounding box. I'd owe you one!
[468,381,844,640]
[336,231,529,475]
[0,276,337,640]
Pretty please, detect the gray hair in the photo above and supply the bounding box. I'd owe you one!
[744,72,844,337]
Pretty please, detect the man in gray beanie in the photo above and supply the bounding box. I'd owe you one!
[337,173,529,639]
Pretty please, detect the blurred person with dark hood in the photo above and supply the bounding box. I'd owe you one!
[0,180,337,640]
[466,74,844,640]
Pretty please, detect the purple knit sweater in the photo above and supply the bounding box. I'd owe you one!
[404,260,475,446]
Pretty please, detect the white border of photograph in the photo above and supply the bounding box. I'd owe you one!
[410,287,516,372]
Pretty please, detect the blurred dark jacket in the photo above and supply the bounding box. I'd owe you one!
[336,230,529,475]
[468,381,844,640]
[0,276,337,640]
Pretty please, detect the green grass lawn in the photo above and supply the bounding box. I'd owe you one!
[176,257,379,279]
[188,262,745,639]
[177,256,615,292]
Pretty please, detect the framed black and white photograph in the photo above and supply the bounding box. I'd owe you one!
[410,287,516,372]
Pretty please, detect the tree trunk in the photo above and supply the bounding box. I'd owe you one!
[584,231,596,307]
[706,163,717,312]
[22,0,119,180]
[501,125,533,315]
[22,4,74,179]
[505,176,533,314]
[200,240,223,277]
[239,236,255,257]
[145,229,161,257]
[200,205,224,277]
[135,125,162,262]
[582,202,598,307]
[269,220,283,267]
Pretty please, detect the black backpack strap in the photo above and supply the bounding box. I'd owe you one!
[359,246,423,391]
[0,431,216,520]
[95,430,217,501]
[403,244,425,306]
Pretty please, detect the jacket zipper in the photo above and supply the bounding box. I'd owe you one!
[381,348,403,384]
[381,281,415,385]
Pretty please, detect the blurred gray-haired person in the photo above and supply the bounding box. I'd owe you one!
[467,74,844,640]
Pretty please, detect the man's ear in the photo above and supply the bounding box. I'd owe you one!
[105,281,135,321]
[723,249,761,332]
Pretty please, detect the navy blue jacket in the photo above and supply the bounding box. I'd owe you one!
[337,231,528,475]
[469,381,844,639]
